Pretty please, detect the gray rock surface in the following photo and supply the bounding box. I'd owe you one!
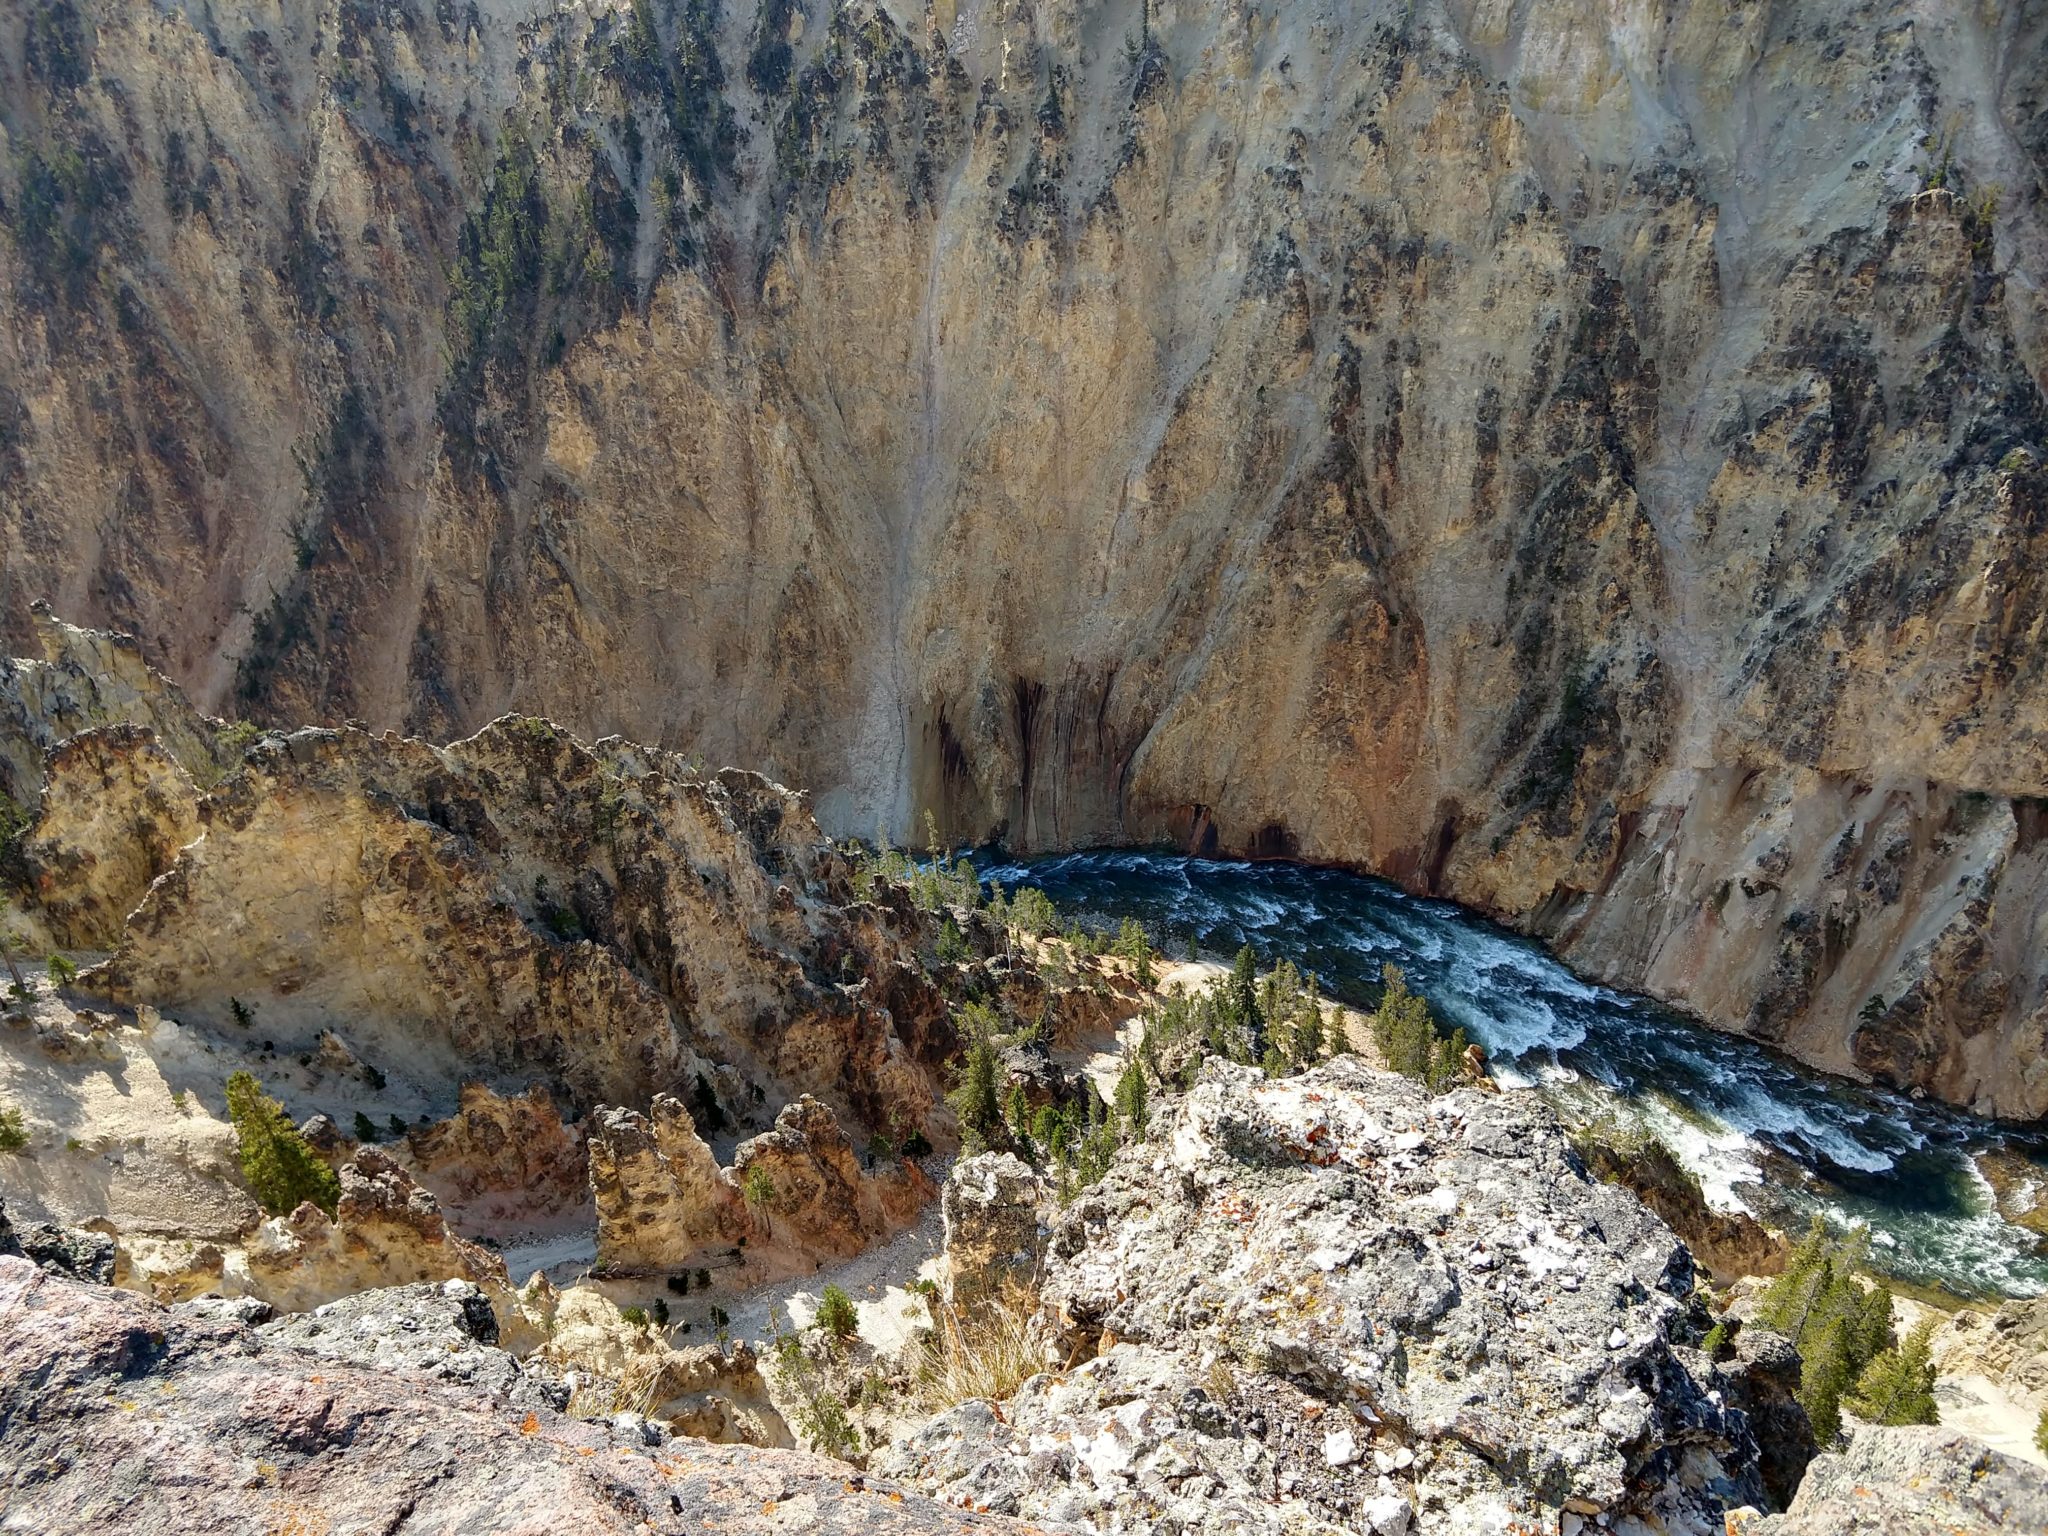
[257,1278,568,1414]
[885,1059,1767,1533]
[1748,1424,2048,1535]
[942,1152,1047,1305]
[0,1196,116,1283]
[0,1256,1036,1536]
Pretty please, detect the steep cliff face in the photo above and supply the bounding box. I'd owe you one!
[1,0,2045,1113]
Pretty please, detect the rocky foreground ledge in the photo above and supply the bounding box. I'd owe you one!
[0,1255,1035,1536]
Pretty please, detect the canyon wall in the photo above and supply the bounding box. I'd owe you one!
[1,0,2045,1114]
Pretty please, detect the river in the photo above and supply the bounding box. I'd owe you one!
[979,850,2048,1301]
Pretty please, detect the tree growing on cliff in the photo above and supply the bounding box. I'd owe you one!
[1113,918,1156,985]
[816,1283,859,1343]
[1759,1219,1895,1441]
[1114,1056,1149,1137]
[1845,1314,1940,1426]
[224,1071,340,1217]
[950,1031,1003,1152]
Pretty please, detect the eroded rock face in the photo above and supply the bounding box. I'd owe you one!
[21,725,202,948]
[1,1,2044,1116]
[886,1059,1768,1532]
[0,1256,1033,1536]
[244,1148,509,1314]
[591,1092,931,1277]
[403,1082,590,1231]
[79,719,952,1137]
[589,1095,750,1272]
[941,1152,1046,1306]
[731,1095,934,1264]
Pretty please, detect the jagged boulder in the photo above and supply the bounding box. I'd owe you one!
[257,1278,563,1414]
[589,1095,749,1272]
[0,1256,1035,1534]
[244,1148,508,1313]
[1713,1325,1817,1511]
[1745,1426,2048,1534]
[0,1197,116,1283]
[941,1152,1047,1305]
[886,1058,1771,1533]
[404,1081,590,1227]
[731,1095,934,1263]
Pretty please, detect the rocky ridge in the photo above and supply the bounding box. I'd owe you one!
[886,1058,1782,1534]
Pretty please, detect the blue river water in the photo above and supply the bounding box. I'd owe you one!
[979,850,2048,1300]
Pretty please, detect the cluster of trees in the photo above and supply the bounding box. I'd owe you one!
[848,816,985,912]
[1142,947,1332,1083]
[1369,965,1470,1093]
[949,1005,1131,1200]
[1758,1221,1938,1440]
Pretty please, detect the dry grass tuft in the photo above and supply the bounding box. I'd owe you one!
[912,1281,1046,1414]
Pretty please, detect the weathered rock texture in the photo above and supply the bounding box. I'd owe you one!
[940,1151,1046,1305]
[885,1058,1774,1533]
[0,1255,1034,1535]
[2,0,2045,1115]
[403,1081,591,1230]
[591,1091,930,1275]
[75,718,953,1139]
[1748,1425,2048,1536]
[242,1147,511,1314]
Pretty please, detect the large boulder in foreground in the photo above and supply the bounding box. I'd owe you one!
[0,1256,1033,1536]
[885,1058,1771,1533]
[1746,1425,2048,1535]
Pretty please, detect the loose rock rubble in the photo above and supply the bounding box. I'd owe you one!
[886,1059,1767,1533]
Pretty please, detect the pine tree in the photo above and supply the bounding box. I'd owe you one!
[1229,947,1264,1062]
[1800,1313,1856,1444]
[815,1283,859,1342]
[224,1071,340,1217]
[950,1030,1003,1150]
[1372,965,1437,1083]
[2035,1405,2048,1459]
[1845,1315,1940,1426]
[1290,986,1326,1068]
[1114,1057,1148,1136]
[1760,1219,1833,1338]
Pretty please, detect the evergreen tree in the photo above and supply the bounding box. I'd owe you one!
[352,1110,379,1143]
[1290,976,1326,1067]
[2035,1406,2048,1460]
[224,1071,340,1217]
[1760,1220,1834,1338]
[1845,1315,1940,1426]
[950,1031,1003,1150]
[1372,965,1437,1082]
[815,1283,859,1342]
[1114,1057,1149,1136]
[1229,946,1264,1062]
[1800,1313,1856,1444]
[1005,1083,1035,1159]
